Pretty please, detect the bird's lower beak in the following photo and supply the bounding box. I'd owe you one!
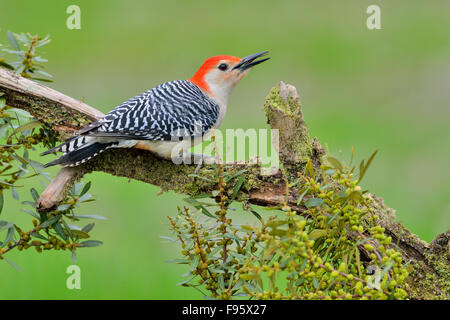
[232,51,270,71]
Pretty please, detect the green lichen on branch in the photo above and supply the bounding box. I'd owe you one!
[422,233,450,299]
[1,86,95,139]
[77,147,279,200]
[373,198,449,299]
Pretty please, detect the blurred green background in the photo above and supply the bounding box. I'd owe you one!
[1,0,449,299]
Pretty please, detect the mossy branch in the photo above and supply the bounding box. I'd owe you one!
[0,68,447,299]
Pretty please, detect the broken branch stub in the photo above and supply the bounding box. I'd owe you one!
[264,81,314,178]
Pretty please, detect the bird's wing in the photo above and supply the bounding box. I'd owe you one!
[80,80,220,141]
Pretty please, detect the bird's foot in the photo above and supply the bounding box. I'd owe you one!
[180,152,216,174]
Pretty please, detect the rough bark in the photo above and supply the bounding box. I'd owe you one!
[0,68,448,299]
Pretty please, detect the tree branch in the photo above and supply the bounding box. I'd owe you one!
[0,68,447,299]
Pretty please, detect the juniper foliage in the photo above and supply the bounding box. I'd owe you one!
[167,152,409,300]
[0,31,104,269]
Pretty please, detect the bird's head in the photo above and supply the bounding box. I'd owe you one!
[189,51,270,105]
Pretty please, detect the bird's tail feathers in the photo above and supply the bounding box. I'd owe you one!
[43,141,118,168]
[41,136,91,156]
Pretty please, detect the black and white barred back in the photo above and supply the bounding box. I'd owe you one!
[42,80,220,167]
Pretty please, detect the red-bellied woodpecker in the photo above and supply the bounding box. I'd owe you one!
[42,51,270,168]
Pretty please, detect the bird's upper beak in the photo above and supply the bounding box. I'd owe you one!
[232,51,270,71]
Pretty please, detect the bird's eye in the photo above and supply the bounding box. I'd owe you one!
[218,63,228,71]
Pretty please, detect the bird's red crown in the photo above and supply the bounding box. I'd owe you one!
[189,55,241,93]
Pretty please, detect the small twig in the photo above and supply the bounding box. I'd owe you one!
[1,225,38,256]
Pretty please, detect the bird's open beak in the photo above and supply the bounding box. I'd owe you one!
[232,51,270,71]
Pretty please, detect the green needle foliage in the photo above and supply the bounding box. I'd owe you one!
[167,151,409,300]
[0,30,104,269]
[1,30,53,82]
